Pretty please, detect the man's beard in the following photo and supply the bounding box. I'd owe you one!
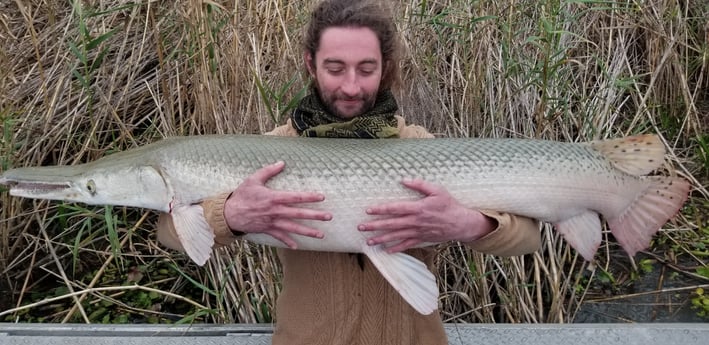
[319,89,378,119]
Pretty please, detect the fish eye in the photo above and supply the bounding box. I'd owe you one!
[86,179,97,195]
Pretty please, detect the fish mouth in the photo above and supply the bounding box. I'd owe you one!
[0,178,71,195]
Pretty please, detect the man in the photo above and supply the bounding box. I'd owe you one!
[158,0,540,344]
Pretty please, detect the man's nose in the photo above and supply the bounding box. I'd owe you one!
[340,71,360,96]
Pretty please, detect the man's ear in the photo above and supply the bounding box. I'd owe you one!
[304,51,316,77]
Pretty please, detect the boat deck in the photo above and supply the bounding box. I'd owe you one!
[1,323,707,344]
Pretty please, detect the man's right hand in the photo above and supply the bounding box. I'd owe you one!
[223,161,331,249]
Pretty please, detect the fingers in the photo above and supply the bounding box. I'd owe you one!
[358,215,415,231]
[263,218,328,249]
[366,229,418,246]
[365,179,447,216]
[247,161,327,204]
[271,190,326,204]
[365,229,422,253]
[273,204,332,222]
[226,161,331,246]
[264,230,299,249]
[401,178,443,196]
[251,220,325,250]
[272,218,326,239]
[359,179,458,251]
[384,238,422,253]
[360,216,431,252]
[249,161,286,185]
[365,201,419,216]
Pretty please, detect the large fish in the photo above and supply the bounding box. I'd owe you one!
[0,134,690,314]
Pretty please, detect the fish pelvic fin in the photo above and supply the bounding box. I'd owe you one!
[555,211,602,261]
[363,246,439,315]
[171,204,215,266]
[608,176,690,257]
[586,134,666,176]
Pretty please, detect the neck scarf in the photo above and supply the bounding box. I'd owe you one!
[290,90,399,138]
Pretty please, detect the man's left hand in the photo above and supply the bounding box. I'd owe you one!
[358,178,497,253]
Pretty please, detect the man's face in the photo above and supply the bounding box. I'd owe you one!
[306,26,383,119]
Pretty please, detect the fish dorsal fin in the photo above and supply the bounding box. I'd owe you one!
[171,204,215,266]
[555,211,602,261]
[363,246,439,315]
[585,134,666,176]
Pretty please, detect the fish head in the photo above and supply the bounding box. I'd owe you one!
[1,163,172,212]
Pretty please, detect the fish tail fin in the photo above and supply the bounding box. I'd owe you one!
[363,246,438,315]
[586,134,666,175]
[607,176,690,256]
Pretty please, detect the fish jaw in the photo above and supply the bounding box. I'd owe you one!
[2,165,88,202]
[0,179,71,197]
[1,164,173,212]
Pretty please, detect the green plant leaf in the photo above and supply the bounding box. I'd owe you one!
[170,263,217,297]
[86,28,119,51]
[105,206,121,258]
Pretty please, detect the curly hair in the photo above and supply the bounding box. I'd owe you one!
[303,0,402,91]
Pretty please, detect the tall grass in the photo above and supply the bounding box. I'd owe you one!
[0,0,707,324]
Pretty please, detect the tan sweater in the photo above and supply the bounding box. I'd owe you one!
[157,116,541,345]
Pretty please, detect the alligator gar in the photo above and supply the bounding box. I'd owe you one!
[0,134,690,314]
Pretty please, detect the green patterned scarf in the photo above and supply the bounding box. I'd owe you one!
[291,90,399,138]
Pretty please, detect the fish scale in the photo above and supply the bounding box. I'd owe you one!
[1,134,690,315]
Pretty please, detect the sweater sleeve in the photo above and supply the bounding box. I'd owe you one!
[154,192,239,252]
[397,116,435,139]
[466,210,541,256]
[203,192,242,247]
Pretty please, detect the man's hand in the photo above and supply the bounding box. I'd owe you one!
[224,161,331,249]
[357,178,496,253]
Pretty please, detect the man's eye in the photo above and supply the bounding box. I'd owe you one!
[327,68,344,74]
[360,69,374,76]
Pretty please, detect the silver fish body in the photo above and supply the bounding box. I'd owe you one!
[0,134,690,314]
[149,136,635,247]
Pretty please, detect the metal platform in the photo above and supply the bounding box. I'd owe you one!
[0,323,708,345]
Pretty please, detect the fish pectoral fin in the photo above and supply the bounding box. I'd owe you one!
[171,204,215,266]
[363,246,439,315]
[607,176,690,257]
[585,134,665,176]
[555,211,602,261]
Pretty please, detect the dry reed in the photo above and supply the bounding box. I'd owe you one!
[0,0,707,324]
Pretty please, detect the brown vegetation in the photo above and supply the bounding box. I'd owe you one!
[0,0,707,324]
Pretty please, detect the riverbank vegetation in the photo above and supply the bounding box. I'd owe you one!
[0,0,707,323]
